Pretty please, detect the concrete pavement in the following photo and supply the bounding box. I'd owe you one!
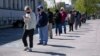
[0,19,100,56]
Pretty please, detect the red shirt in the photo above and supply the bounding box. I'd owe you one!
[60,11,67,23]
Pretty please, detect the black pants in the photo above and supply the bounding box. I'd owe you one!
[79,21,82,28]
[69,23,74,31]
[22,29,34,48]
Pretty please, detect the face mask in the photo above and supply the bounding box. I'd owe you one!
[27,12,31,14]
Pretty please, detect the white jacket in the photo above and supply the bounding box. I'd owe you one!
[24,12,37,30]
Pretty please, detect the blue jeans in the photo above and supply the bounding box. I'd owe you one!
[38,25,48,44]
[61,22,66,33]
[55,24,62,35]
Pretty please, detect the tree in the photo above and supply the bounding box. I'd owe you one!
[74,0,100,14]
[74,0,86,13]
[84,0,100,14]
[71,0,77,5]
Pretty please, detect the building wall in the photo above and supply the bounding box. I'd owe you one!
[0,0,35,11]
[0,0,43,26]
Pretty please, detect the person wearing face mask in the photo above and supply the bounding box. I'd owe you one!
[37,6,49,45]
[54,9,62,36]
[60,7,67,34]
[22,6,37,52]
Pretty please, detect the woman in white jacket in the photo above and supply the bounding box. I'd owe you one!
[22,6,36,52]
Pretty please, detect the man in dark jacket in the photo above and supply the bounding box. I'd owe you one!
[54,9,62,36]
[37,6,48,45]
[47,9,53,39]
[75,11,81,30]
[68,11,75,31]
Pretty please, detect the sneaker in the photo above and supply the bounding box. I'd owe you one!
[28,48,32,52]
[43,43,47,46]
[24,47,29,51]
[50,36,53,39]
[37,43,43,45]
[64,32,66,34]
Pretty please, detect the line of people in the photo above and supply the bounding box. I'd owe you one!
[22,6,87,52]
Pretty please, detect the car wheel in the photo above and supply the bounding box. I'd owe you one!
[18,23,23,28]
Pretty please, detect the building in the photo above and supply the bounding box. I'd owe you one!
[0,0,44,28]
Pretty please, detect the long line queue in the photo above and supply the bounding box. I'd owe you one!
[22,6,87,52]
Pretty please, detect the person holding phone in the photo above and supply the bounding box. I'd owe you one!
[22,6,36,52]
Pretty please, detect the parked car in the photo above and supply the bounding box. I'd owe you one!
[13,20,24,28]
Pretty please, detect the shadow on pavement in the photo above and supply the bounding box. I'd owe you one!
[75,29,95,33]
[0,28,23,45]
[67,35,80,38]
[61,35,80,38]
[66,33,84,35]
[47,44,75,48]
[53,38,75,40]
[30,51,66,56]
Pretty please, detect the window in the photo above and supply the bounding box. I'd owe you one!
[12,0,15,9]
[5,0,9,9]
[8,0,11,9]
[30,0,35,11]
[0,0,3,8]
[27,0,30,5]
[24,0,27,6]
[16,0,19,10]
[10,0,13,9]
[3,0,6,9]
[21,0,24,10]
[14,0,18,10]
[18,0,22,10]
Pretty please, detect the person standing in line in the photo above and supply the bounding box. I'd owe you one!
[79,13,82,28]
[74,11,81,30]
[37,6,49,45]
[81,13,86,23]
[47,9,54,39]
[60,7,67,34]
[68,11,75,32]
[22,6,37,52]
[54,9,62,36]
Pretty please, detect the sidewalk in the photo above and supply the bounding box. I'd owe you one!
[0,19,100,56]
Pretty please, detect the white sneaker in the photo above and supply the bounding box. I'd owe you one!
[24,47,29,51]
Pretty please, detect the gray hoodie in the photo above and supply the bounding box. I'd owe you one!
[24,12,37,30]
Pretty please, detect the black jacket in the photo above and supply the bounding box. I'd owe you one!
[55,12,62,24]
[75,12,81,22]
[37,11,48,27]
[68,14,75,24]
[48,11,54,23]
